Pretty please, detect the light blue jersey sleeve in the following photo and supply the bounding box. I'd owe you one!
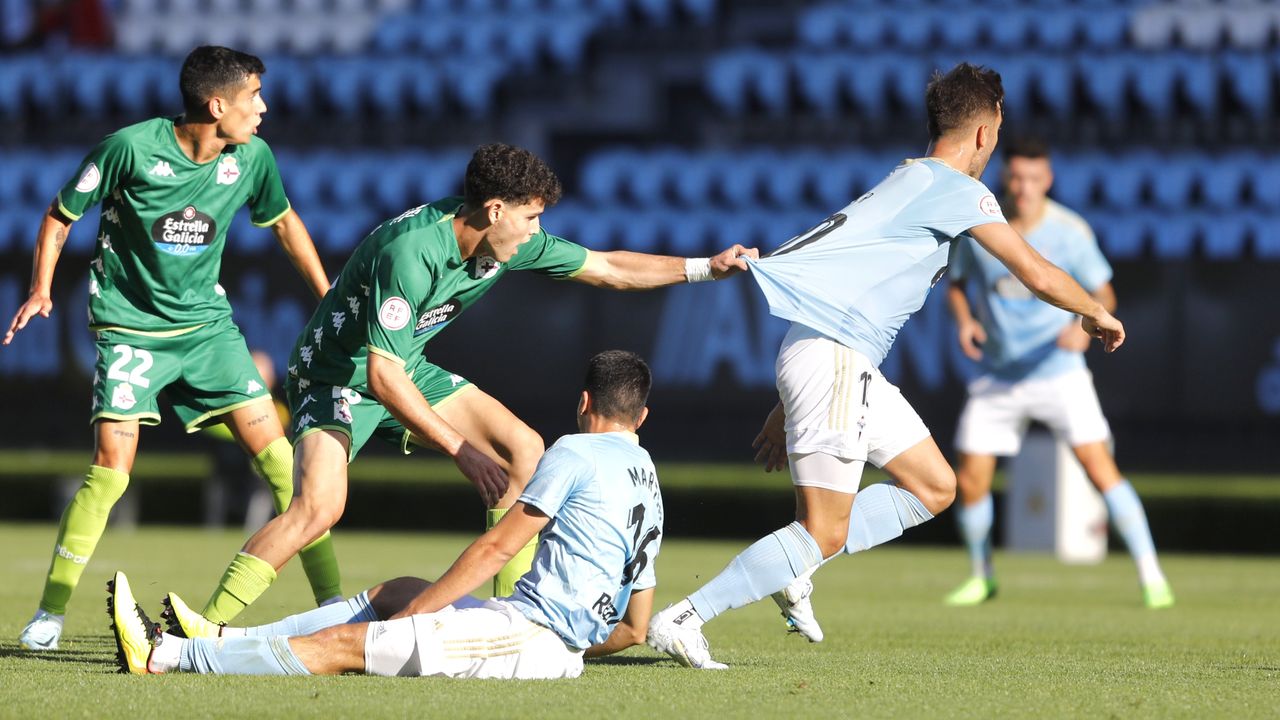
[919,162,1007,239]
[517,442,588,517]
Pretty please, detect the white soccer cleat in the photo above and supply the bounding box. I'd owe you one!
[647,605,728,670]
[772,577,824,643]
[18,609,65,650]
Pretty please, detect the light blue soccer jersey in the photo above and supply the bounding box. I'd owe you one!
[505,432,663,650]
[950,199,1112,381]
[747,158,1007,366]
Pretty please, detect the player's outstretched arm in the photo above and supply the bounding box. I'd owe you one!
[390,502,551,619]
[946,282,986,360]
[367,351,509,505]
[585,587,654,658]
[969,222,1125,353]
[4,206,74,346]
[571,244,758,290]
[270,209,330,300]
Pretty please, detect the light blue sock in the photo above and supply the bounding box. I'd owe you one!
[689,522,822,622]
[1103,480,1157,561]
[956,494,994,579]
[845,483,934,554]
[242,591,377,637]
[180,636,311,675]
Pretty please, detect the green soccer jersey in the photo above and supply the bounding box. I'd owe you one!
[56,117,291,332]
[289,197,589,393]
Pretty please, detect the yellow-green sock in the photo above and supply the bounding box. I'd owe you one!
[201,551,277,624]
[38,465,129,614]
[251,437,342,604]
[488,508,538,598]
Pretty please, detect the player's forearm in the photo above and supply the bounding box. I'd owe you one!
[584,621,645,658]
[27,208,73,296]
[366,354,467,457]
[273,211,330,300]
[1024,259,1107,320]
[1093,282,1117,314]
[946,282,975,325]
[576,251,686,290]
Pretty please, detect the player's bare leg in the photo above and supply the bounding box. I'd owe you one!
[946,451,1000,606]
[1072,440,1173,607]
[412,387,544,595]
[223,399,343,606]
[286,623,369,674]
[21,419,139,650]
[200,429,351,623]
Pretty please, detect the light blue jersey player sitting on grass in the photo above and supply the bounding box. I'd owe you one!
[647,63,1129,669]
[944,136,1172,609]
[109,350,664,679]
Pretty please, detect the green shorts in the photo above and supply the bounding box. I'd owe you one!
[287,361,473,460]
[91,317,272,432]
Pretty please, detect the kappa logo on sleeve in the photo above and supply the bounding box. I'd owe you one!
[378,297,412,331]
[978,195,1002,217]
[75,163,101,193]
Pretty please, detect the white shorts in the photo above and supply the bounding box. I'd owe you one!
[954,368,1111,456]
[777,325,930,472]
[364,600,584,680]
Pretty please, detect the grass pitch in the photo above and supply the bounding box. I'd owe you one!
[0,523,1277,719]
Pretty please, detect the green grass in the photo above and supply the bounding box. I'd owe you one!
[1,524,1277,718]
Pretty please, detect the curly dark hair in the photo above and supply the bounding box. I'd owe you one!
[584,350,651,423]
[925,62,1004,140]
[464,143,563,208]
[180,46,265,115]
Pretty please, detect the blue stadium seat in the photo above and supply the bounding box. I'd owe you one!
[811,157,860,210]
[1032,7,1081,51]
[1081,7,1129,49]
[1202,212,1248,261]
[580,150,635,204]
[1201,153,1248,211]
[844,54,888,112]
[372,157,419,213]
[1149,154,1197,209]
[937,9,982,49]
[1148,210,1197,259]
[1095,211,1145,259]
[543,14,597,69]
[618,211,663,254]
[625,149,679,207]
[668,212,711,256]
[1251,163,1280,210]
[1098,156,1145,208]
[1250,213,1280,259]
[885,55,927,114]
[886,8,931,49]
[0,153,24,205]
[792,53,844,117]
[718,152,770,208]
[672,151,718,207]
[1079,54,1130,121]
[763,152,814,207]
[797,5,844,48]
[1223,53,1270,119]
[1049,156,1094,209]
[1175,54,1218,117]
[444,57,506,116]
[709,50,788,116]
[989,8,1032,50]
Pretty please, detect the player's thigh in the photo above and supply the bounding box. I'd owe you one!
[290,429,352,520]
[164,319,276,434]
[954,375,1029,457]
[365,605,582,679]
[289,622,369,675]
[222,398,286,456]
[91,329,184,429]
[400,366,543,470]
[1032,369,1111,449]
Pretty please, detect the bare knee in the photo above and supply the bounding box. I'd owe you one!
[367,577,430,618]
[914,465,956,515]
[286,496,344,543]
[504,425,544,491]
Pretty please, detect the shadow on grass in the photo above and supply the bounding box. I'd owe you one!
[586,656,668,667]
[0,643,109,664]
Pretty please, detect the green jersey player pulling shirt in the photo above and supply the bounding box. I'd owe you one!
[8,46,340,652]
[191,143,757,626]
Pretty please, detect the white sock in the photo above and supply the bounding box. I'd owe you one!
[1136,555,1165,587]
[150,633,184,673]
[220,626,246,638]
[664,599,704,630]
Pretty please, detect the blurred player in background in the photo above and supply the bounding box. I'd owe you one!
[647,63,1128,669]
[111,350,663,679]
[5,45,342,650]
[191,143,754,626]
[943,137,1173,609]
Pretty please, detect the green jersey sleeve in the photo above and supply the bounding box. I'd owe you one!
[247,142,291,227]
[56,131,137,221]
[365,240,434,366]
[506,230,589,277]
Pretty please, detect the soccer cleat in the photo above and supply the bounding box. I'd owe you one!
[771,577,824,643]
[647,605,728,670]
[1142,580,1175,609]
[18,609,65,650]
[107,571,161,674]
[161,592,223,639]
[943,576,998,606]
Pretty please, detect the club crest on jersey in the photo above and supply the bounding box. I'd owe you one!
[151,206,216,256]
[413,297,462,336]
[75,163,101,192]
[216,155,240,185]
[471,255,501,280]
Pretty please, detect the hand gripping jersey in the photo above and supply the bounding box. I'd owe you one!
[950,199,1112,381]
[746,158,1007,367]
[57,117,291,332]
[505,432,664,650]
[289,198,588,393]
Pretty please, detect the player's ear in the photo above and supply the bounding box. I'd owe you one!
[577,390,590,417]
[634,406,649,430]
[208,95,226,120]
[485,199,504,225]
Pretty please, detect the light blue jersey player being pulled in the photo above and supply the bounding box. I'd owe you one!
[944,137,1172,609]
[648,63,1127,669]
[109,351,664,679]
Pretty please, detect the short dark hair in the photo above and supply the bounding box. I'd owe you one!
[925,62,1004,140]
[584,350,651,424]
[1003,135,1051,163]
[464,143,563,209]
[180,46,265,115]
